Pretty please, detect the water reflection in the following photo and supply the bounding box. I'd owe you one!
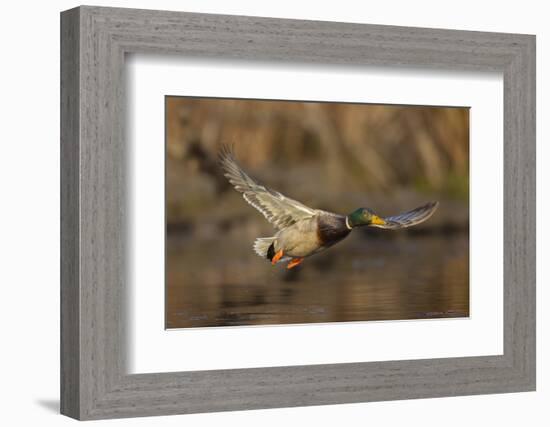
[166,233,469,329]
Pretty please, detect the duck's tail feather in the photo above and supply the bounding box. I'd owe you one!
[253,237,277,259]
[253,237,290,263]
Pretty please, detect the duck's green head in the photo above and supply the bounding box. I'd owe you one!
[346,208,386,228]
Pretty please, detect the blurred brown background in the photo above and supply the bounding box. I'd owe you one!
[166,96,469,329]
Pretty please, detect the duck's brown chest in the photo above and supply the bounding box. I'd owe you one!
[316,215,351,248]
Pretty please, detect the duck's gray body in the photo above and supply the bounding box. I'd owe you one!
[220,147,439,267]
[260,213,351,260]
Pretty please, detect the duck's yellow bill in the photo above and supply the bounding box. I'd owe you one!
[371,215,386,226]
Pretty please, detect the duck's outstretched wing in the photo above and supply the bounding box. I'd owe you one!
[219,147,317,230]
[372,201,439,230]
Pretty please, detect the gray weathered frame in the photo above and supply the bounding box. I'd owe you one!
[60,5,536,420]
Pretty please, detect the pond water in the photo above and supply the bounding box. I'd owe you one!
[166,233,469,329]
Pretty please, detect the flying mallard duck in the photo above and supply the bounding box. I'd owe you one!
[220,147,438,270]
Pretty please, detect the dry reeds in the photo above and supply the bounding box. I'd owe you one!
[166,97,469,227]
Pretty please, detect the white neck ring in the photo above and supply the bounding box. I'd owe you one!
[345,216,352,230]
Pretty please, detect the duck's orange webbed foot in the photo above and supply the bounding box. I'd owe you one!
[271,250,284,265]
[287,258,304,269]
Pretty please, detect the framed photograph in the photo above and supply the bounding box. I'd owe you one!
[60,6,535,420]
[164,98,466,331]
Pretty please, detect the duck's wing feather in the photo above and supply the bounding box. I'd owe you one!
[371,201,439,230]
[220,147,317,230]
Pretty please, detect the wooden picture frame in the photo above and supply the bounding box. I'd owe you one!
[60,5,536,420]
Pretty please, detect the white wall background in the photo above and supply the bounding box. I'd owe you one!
[0,0,546,425]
